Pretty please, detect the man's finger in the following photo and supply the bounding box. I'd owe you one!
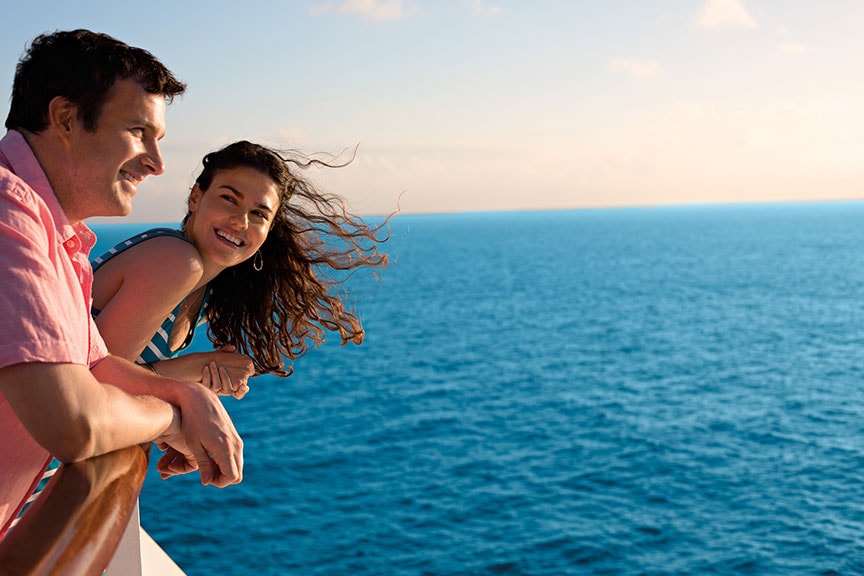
[206,442,243,487]
[192,444,216,485]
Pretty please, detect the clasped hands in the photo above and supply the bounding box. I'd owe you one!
[153,347,255,486]
[200,345,255,399]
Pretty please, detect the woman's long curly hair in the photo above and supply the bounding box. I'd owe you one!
[184,140,391,377]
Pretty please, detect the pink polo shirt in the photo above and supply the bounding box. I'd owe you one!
[0,130,109,537]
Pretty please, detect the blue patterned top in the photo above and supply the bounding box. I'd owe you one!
[91,228,211,364]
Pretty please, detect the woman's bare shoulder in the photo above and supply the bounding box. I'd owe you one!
[97,234,204,284]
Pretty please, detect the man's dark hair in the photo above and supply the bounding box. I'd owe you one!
[5,29,186,132]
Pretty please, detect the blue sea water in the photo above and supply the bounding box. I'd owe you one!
[92,203,864,575]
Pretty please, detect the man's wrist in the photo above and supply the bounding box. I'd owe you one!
[163,404,183,438]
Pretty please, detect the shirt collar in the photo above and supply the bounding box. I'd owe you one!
[0,130,94,248]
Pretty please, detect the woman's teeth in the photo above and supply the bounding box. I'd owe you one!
[216,230,243,246]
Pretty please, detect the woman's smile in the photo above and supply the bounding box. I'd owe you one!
[215,228,245,247]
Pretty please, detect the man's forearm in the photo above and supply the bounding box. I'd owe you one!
[0,361,176,462]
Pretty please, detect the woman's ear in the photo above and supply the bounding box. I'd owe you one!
[188,184,202,212]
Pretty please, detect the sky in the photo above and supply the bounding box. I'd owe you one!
[1,0,863,222]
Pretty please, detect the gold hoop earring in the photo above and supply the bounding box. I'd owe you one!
[253,250,264,272]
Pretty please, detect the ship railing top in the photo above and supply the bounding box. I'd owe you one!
[0,445,148,576]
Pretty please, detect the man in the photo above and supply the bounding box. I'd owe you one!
[0,29,244,537]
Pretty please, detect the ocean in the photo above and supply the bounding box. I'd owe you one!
[92,203,864,575]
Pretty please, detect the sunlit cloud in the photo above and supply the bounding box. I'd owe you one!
[310,0,404,21]
[610,57,662,79]
[695,0,758,29]
[776,43,809,55]
[466,0,502,16]
[777,98,841,120]
[669,100,719,120]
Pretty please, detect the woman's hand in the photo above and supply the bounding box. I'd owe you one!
[200,345,254,399]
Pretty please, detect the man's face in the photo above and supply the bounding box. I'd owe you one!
[58,78,167,221]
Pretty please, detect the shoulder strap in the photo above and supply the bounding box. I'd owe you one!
[91,227,189,272]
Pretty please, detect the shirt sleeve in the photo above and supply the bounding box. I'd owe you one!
[88,313,109,367]
[0,179,93,368]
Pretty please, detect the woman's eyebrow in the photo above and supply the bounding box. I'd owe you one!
[221,185,275,213]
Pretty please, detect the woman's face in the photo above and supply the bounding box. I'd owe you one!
[186,166,280,271]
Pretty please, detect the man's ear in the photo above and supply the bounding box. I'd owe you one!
[45,96,78,143]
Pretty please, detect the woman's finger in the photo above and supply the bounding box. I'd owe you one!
[219,365,235,393]
[209,361,223,393]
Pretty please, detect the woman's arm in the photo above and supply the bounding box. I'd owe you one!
[92,235,204,361]
[149,347,254,399]
[93,235,254,398]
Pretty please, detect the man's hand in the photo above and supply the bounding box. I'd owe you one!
[155,446,199,479]
[169,384,244,487]
[89,355,244,486]
[153,406,199,479]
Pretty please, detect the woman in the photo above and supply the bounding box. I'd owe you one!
[91,140,389,398]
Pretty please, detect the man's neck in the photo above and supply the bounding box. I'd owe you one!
[18,128,82,225]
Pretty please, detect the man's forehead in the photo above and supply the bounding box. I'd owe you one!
[100,79,167,129]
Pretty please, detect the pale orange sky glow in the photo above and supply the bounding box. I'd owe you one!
[1,0,863,222]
